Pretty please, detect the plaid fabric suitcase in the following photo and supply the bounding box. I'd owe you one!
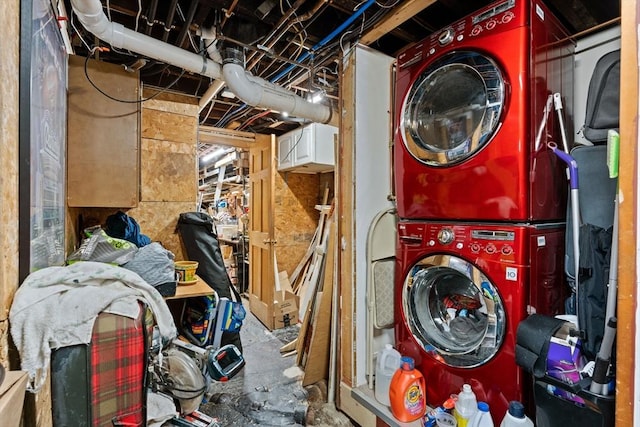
[51,302,153,427]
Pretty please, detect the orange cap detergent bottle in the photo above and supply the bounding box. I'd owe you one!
[389,356,426,422]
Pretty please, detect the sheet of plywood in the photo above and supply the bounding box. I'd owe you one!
[302,221,335,386]
[67,55,139,208]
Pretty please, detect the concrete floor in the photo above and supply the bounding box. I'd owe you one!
[198,299,355,426]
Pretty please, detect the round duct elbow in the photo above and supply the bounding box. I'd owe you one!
[222,62,332,124]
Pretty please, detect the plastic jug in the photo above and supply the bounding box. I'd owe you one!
[499,401,534,427]
[470,401,494,427]
[389,356,426,422]
[374,344,401,406]
[454,383,478,427]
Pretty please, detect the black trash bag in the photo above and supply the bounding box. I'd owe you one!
[177,212,243,352]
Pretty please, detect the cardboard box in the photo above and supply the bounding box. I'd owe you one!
[0,370,28,427]
[249,290,299,330]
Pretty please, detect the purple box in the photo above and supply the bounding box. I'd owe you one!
[545,323,587,405]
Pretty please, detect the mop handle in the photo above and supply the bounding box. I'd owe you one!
[549,143,581,331]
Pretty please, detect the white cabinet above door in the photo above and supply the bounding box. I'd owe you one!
[277,123,337,173]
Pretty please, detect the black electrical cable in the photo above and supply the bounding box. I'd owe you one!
[83,53,186,104]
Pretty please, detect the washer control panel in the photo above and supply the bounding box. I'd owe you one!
[400,222,521,261]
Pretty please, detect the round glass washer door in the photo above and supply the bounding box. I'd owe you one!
[401,51,505,166]
[402,254,506,368]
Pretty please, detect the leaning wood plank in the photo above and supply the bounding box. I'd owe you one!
[289,226,319,286]
[280,338,298,354]
[292,260,311,294]
[302,221,336,386]
[303,188,330,280]
[290,188,329,285]
[298,217,332,319]
[296,297,313,366]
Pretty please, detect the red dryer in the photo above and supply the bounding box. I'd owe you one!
[394,0,574,221]
[394,221,567,421]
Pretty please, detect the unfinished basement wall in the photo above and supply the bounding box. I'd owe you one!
[68,89,198,260]
[274,171,334,277]
[0,0,20,368]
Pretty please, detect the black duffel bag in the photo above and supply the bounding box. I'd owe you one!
[177,212,243,352]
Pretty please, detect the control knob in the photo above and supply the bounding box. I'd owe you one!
[437,228,455,245]
[438,28,455,46]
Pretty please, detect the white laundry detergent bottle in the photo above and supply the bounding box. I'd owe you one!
[454,383,478,427]
[374,344,401,406]
[470,401,494,427]
[499,401,533,427]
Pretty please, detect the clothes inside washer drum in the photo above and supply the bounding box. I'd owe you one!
[449,315,487,339]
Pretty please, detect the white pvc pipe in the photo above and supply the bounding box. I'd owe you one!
[198,80,225,113]
[71,0,222,79]
[71,0,332,124]
[222,62,332,124]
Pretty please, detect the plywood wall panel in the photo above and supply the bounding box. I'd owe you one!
[142,108,197,144]
[0,0,20,368]
[67,201,194,262]
[142,90,199,116]
[274,172,321,275]
[140,138,196,202]
[127,201,195,260]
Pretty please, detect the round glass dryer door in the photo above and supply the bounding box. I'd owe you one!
[401,51,505,166]
[402,254,506,368]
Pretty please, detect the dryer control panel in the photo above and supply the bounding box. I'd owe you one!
[397,0,524,69]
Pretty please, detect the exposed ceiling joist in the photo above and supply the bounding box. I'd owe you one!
[360,0,438,45]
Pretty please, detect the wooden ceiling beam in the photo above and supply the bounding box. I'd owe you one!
[359,0,437,45]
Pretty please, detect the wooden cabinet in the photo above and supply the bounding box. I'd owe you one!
[277,123,337,173]
[67,55,140,207]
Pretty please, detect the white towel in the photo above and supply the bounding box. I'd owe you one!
[9,261,177,392]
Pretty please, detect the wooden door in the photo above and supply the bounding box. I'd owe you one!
[248,133,277,328]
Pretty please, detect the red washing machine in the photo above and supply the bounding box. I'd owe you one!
[394,0,574,221]
[394,221,567,421]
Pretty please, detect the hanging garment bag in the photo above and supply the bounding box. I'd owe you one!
[51,302,153,427]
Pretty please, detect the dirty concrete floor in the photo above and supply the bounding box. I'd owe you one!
[198,299,355,426]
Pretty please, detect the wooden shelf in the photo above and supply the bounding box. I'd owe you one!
[165,275,215,300]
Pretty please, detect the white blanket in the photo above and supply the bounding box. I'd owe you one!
[9,261,177,392]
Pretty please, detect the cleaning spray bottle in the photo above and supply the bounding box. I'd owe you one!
[470,401,494,427]
[454,383,478,427]
[389,356,426,422]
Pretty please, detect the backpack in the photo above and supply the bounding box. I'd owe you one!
[582,49,620,143]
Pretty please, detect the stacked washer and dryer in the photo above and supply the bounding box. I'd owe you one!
[392,0,574,420]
